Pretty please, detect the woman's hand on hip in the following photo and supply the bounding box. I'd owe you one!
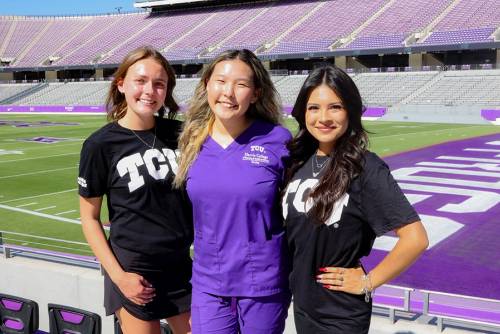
[116,272,156,306]
[316,266,365,295]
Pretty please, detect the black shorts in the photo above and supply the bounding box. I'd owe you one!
[104,243,192,321]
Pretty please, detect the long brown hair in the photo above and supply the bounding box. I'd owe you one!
[174,49,282,187]
[285,65,368,224]
[105,46,179,121]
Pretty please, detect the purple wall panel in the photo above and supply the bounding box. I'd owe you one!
[481,109,500,121]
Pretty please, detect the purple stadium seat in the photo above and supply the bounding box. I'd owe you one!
[48,304,100,334]
[421,28,496,45]
[0,293,39,334]
[429,0,500,33]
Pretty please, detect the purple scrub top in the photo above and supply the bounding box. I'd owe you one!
[186,119,292,297]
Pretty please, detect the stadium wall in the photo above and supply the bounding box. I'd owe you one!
[0,256,114,333]
[383,105,489,124]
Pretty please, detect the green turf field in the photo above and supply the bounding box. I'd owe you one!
[0,114,498,255]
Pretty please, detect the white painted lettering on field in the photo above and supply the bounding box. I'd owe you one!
[437,156,500,164]
[378,141,500,251]
[374,215,463,251]
[400,183,500,213]
[417,161,500,172]
[392,167,500,189]
[464,148,500,158]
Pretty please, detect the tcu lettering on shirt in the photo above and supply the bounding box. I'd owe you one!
[243,145,270,165]
[117,148,178,192]
[283,178,349,227]
[251,145,265,153]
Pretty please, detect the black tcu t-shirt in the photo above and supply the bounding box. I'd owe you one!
[78,118,193,259]
[283,151,419,332]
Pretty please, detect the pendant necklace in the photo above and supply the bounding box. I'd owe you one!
[312,153,331,177]
[130,125,157,149]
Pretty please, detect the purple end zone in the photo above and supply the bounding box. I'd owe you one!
[363,133,500,300]
[1,298,23,311]
[59,310,84,324]
[4,318,24,330]
[481,109,500,121]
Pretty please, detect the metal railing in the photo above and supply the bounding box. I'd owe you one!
[0,230,99,269]
[421,289,500,332]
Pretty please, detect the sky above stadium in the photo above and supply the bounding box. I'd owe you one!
[1,1,137,16]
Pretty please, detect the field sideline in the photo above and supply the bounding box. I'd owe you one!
[0,114,498,255]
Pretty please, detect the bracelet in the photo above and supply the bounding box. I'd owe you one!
[361,273,374,303]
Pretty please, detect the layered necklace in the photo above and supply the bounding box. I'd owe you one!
[312,153,331,177]
[129,125,157,149]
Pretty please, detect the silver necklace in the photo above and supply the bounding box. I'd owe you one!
[312,154,330,177]
[130,126,157,149]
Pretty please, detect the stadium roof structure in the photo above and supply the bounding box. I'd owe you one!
[134,0,210,8]
[0,0,499,72]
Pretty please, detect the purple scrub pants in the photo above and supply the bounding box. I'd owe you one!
[191,288,291,334]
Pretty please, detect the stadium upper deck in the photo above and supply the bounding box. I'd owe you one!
[0,0,499,70]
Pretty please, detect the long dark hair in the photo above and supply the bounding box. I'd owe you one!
[285,65,369,224]
[106,46,179,121]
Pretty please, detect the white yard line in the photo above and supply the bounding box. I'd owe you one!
[15,202,38,208]
[0,166,75,179]
[0,204,81,225]
[0,189,77,204]
[0,152,79,164]
[34,205,57,212]
[54,209,77,216]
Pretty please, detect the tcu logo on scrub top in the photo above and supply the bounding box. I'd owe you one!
[251,145,265,153]
[117,148,178,192]
[282,178,349,227]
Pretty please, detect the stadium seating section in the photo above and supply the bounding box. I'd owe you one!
[1,69,499,108]
[0,0,499,67]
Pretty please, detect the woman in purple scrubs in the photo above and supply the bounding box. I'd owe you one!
[174,49,291,334]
